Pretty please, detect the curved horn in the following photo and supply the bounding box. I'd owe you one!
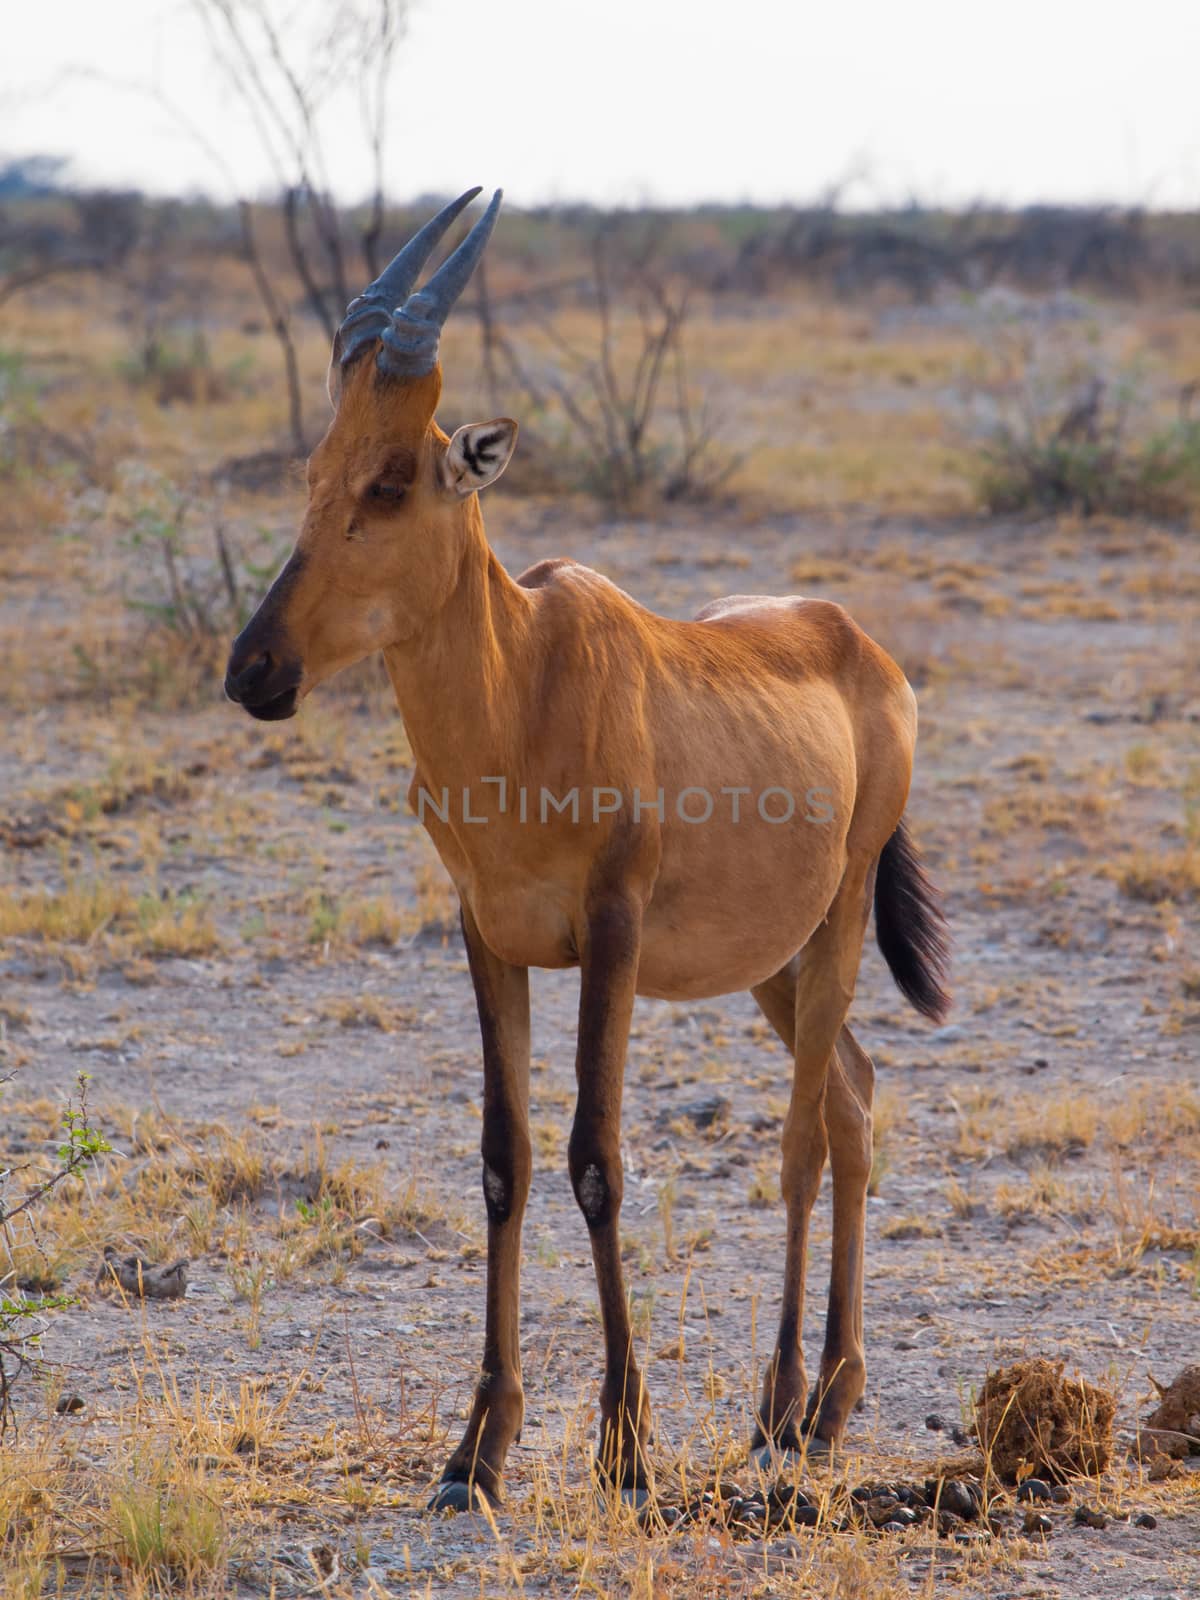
[377,189,503,379]
[335,187,482,367]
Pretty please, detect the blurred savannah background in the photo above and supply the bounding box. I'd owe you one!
[1,2,1198,1596]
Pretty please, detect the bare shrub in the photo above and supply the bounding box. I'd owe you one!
[194,0,408,452]
[112,466,286,668]
[970,330,1200,516]
[0,180,142,308]
[483,224,739,507]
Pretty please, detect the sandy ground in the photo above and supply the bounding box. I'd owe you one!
[2,501,1198,1596]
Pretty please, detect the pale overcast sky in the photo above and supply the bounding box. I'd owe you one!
[3,0,1199,209]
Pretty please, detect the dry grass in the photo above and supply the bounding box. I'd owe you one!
[993,1167,1096,1223]
[1115,848,1200,904]
[0,879,220,958]
[1,1066,1197,1596]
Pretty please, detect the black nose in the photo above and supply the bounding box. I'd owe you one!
[223,636,302,720]
[224,649,275,705]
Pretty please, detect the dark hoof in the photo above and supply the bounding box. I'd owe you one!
[750,1435,830,1475]
[428,1479,497,1514]
[593,1478,652,1512]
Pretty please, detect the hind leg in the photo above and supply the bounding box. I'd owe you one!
[748,856,875,1460]
[805,1022,873,1441]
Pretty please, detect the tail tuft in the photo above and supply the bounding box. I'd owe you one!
[874,818,951,1023]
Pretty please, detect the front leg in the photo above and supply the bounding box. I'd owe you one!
[567,894,652,1505]
[430,904,531,1511]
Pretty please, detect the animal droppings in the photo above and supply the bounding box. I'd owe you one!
[1073,1504,1109,1529]
[974,1358,1116,1481]
[1016,1477,1053,1502]
[1144,1364,1200,1440]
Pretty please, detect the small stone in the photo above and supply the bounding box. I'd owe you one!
[96,1247,188,1300]
[309,1545,336,1578]
[55,1393,84,1415]
[671,1094,730,1131]
[1016,1478,1052,1503]
[1023,1511,1053,1536]
[1073,1505,1109,1529]
[925,1413,947,1432]
[1133,1511,1157,1529]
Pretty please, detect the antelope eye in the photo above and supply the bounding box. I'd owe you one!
[367,480,406,502]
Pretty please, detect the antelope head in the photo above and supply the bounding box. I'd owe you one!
[224,188,517,721]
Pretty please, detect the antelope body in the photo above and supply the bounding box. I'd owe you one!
[225,189,950,1511]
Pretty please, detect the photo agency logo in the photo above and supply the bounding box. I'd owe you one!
[415,779,836,827]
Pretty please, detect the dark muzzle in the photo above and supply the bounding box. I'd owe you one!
[224,632,302,721]
[225,552,306,720]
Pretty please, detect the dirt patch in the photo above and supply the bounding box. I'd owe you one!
[974,1358,1116,1482]
[3,475,1199,1595]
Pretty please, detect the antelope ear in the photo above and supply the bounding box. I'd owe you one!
[442,419,518,497]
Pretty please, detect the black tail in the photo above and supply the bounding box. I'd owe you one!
[874,818,951,1023]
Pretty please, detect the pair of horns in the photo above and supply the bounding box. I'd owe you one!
[336,187,502,379]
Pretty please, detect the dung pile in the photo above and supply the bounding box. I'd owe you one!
[1145,1365,1200,1438]
[974,1358,1116,1482]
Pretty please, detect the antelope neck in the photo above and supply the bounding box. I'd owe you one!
[383,504,534,792]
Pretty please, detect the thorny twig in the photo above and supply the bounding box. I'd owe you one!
[1,1072,111,1431]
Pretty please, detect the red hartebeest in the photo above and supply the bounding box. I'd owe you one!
[225,189,950,1512]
